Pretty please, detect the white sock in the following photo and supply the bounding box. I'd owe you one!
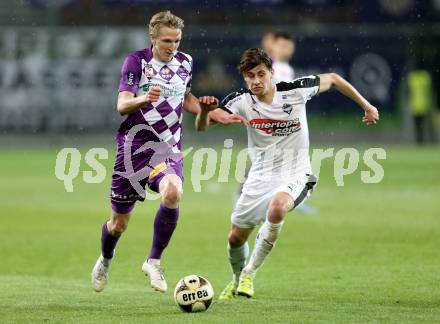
[228,242,249,285]
[147,258,160,266]
[244,220,283,276]
[101,254,112,267]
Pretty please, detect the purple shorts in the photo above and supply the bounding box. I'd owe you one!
[110,133,183,214]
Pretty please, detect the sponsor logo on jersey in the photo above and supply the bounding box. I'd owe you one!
[250,118,301,136]
[141,83,185,98]
[127,72,134,86]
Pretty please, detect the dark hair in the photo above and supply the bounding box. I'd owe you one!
[238,48,272,74]
[273,31,294,42]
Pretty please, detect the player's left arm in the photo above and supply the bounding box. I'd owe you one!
[318,73,379,125]
[183,92,200,114]
[183,92,219,131]
[183,92,204,131]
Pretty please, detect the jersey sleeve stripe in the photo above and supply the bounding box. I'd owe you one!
[220,106,233,114]
[220,89,247,108]
[276,75,320,92]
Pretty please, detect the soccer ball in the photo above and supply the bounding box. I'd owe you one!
[174,275,214,313]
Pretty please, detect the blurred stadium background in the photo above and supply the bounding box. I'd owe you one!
[1,1,439,323]
[0,0,439,144]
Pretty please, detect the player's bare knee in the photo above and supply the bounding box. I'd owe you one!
[112,220,128,234]
[162,182,181,207]
[160,176,182,208]
[228,232,246,248]
[267,202,286,224]
[109,213,130,234]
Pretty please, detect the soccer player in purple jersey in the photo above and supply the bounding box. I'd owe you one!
[91,11,211,293]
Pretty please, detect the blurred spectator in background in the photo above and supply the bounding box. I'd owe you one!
[407,68,436,144]
[271,31,296,83]
[261,31,276,58]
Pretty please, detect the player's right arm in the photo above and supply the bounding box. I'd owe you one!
[197,95,248,130]
[198,90,249,130]
[116,53,161,116]
[117,87,161,116]
[208,107,248,126]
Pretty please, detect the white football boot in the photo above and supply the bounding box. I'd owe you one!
[91,255,112,292]
[141,259,167,292]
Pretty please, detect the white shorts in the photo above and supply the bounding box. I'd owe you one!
[231,173,317,229]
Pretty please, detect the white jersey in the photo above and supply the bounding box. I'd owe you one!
[221,75,320,194]
[273,60,295,83]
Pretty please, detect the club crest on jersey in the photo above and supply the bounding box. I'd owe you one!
[143,63,155,78]
[250,118,301,136]
[282,103,293,114]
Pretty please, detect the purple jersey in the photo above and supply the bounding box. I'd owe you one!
[118,47,193,152]
[110,48,192,212]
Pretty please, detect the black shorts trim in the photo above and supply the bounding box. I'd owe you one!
[293,174,317,208]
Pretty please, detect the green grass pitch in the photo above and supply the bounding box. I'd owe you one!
[0,145,439,323]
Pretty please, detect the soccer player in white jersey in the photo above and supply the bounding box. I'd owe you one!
[91,11,211,293]
[198,48,379,299]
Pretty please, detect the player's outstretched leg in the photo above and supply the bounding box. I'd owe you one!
[237,221,283,298]
[237,192,292,298]
[219,242,249,300]
[141,203,178,292]
[92,209,131,292]
[142,175,181,292]
[219,225,252,300]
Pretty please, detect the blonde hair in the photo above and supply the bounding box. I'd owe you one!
[149,11,184,37]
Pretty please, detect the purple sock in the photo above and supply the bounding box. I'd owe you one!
[148,204,179,260]
[101,222,121,259]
